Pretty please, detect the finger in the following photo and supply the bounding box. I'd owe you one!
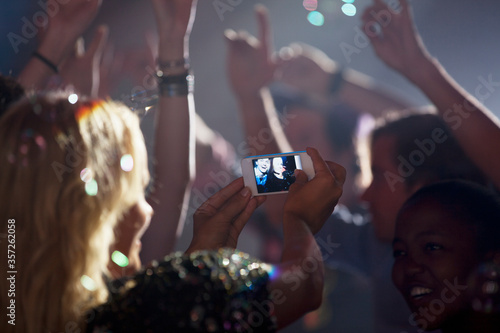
[87,25,109,60]
[277,46,295,61]
[289,42,304,56]
[237,30,259,48]
[198,178,244,212]
[306,147,331,176]
[326,161,347,186]
[293,168,308,185]
[255,4,273,55]
[99,41,115,77]
[212,186,253,224]
[224,29,238,42]
[231,195,266,235]
[145,29,159,60]
[75,37,85,57]
[399,0,411,18]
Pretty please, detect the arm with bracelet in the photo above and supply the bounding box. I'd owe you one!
[278,42,412,117]
[138,0,197,264]
[363,0,500,189]
[17,0,102,91]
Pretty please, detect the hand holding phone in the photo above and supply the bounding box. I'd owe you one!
[241,151,315,196]
[283,147,346,234]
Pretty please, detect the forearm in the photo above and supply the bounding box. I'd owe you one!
[141,38,195,261]
[17,31,74,90]
[339,69,413,116]
[271,215,324,329]
[237,88,292,156]
[408,57,500,189]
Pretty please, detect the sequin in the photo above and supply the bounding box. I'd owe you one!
[86,248,277,332]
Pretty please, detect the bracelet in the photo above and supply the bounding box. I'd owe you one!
[157,58,189,72]
[329,69,344,96]
[156,70,194,97]
[32,51,59,73]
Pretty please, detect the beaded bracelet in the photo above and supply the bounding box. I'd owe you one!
[32,51,59,73]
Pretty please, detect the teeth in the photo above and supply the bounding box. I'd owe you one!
[410,286,433,298]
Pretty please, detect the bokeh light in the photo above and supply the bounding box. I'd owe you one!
[80,275,96,291]
[303,0,318,11]
[307,11,325,26]
[80,168,92,183]
[68,93,78,104]
[35,135,46,150]
[111,250,129,267]
[120,154,134,172]
[342,0,355,3]
[341,3,357,16]
[85,179,98,196]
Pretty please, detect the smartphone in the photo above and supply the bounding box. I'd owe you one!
[241,151,315,196]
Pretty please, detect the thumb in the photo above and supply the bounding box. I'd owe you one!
[293,168,308,185]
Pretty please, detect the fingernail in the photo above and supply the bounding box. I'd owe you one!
[240,187,250,197]
[224,29,236,40]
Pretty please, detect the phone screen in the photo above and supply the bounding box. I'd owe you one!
[252,154,303,194]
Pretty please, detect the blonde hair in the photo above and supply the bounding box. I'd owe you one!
[0,93,147,332]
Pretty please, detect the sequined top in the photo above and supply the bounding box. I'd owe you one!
[86,248,278,332]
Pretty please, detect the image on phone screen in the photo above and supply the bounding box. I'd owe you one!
[252,154,302,194]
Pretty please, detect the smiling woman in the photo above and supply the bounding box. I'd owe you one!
[392,180,500,332]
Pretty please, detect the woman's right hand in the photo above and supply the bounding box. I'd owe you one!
[283,147,346,234]
[186,178,266,254]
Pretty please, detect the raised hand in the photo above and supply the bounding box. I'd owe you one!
[18,0,103,90]
[41,0,103,65]
[362,0,432,83]
[138,0,198,263]
[186,178,266,253]
[151,0,197,62]
[283,147,346,234]
[225,5,278,97]
[59,26,108,98]
[152,0,197,38]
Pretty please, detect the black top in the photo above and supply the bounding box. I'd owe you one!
[86,248,277,332]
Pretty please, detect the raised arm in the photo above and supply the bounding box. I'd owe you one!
[363,0,500,189]
[278,42,412,117]
[17,0,102,90]
[226,5,292,156]
[139,0,197,263]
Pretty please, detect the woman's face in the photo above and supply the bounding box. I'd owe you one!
[273,158,284,176]
[392,200,479,331]
[110,193,153,277]
[109,148,154,277]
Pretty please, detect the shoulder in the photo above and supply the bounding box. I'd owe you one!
[86,249,277,332]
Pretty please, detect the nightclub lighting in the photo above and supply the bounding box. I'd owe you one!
[303,0,318,11]
[341,3,357,16]
[307,11,325,26]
